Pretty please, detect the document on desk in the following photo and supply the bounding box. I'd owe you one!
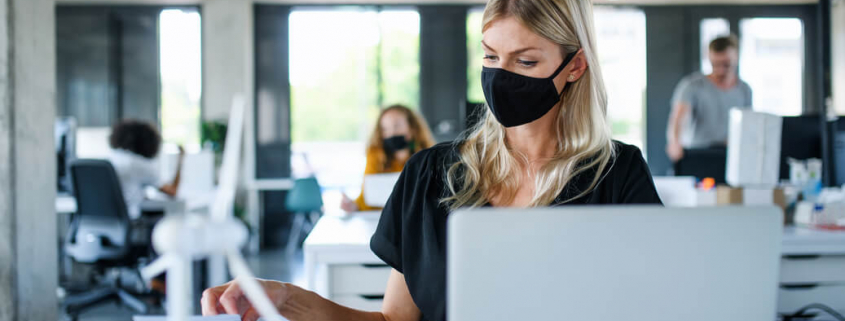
[134,315,282,321]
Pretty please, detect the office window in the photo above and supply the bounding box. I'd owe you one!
[700,18,731,75]
[466,7,647,151]
[289,8,420,192]
[466,8,485,104]
[594,7,647,150]
[160,9,202,151]
[739,18,804,116]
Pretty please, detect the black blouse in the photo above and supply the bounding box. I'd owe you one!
[369,141,663,321]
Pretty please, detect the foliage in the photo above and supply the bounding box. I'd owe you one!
[201,121,228,153]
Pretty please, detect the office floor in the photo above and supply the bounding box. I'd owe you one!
[67,248,304,321]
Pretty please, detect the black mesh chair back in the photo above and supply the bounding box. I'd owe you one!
[66,159,131,263]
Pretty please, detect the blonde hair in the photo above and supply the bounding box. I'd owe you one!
[443,0,614,209]
[366,104,436,171]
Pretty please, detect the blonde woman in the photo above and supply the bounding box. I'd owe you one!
[202,1,662,320]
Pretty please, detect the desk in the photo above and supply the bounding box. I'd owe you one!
[303,214,845,313]
[782,226,845,255]
[303,212,384,311]
[55,193,215,216]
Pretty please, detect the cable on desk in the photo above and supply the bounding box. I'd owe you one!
[781,303,845,321]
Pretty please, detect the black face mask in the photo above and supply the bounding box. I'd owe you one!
[481,51,578,128]
[383,135,409,154]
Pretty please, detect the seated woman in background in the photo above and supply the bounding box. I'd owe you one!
[340,104,436,212]
[108,119,184,220]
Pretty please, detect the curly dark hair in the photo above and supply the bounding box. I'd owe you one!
[109,119,162,159]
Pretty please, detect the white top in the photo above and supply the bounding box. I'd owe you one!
[108,148,162,219]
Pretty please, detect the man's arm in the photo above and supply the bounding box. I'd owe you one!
[666,102,689,162]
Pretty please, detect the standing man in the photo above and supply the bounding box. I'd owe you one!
[666,35,753,162]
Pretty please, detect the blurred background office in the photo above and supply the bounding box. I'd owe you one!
[1,0,844,320]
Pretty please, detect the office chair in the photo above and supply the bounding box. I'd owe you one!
[284,177,324,256]
[62,159,153,320]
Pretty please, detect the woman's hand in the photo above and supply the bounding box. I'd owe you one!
[202,272,418,321]
[201,279,324,321]
[340,194,359,213]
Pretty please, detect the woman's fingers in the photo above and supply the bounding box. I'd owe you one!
[219,281,248,315]
[201,285,227,316]
[242,307,261,321]
[204,279,288,319]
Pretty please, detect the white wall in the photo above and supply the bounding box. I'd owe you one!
[202,0,254,122]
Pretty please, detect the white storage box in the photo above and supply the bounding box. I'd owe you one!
[726,109,783,187]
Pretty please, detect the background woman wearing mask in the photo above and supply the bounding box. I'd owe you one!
[340,104,436,212]
[202,0,662,320]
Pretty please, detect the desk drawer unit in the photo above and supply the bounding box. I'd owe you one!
[781,256,845,284]
[778,284,845,313]
[329,264,392,296]
[333,295,385,312]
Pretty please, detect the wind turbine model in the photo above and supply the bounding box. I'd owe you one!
[140,96,285,321]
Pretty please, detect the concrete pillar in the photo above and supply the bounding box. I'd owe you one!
[0,0,59,320]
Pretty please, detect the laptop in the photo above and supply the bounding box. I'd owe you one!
[448,206,782,321]
[363,172,401,208]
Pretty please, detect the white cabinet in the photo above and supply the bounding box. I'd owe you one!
[329,264,392,296]
[778,254,845,313]
[780,256,845,284]
[303,213,388,312]
[778,284,845,313]
[778,228,845,315]
[333,295,385,312]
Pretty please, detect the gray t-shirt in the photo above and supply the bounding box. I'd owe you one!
[671,73,753,148]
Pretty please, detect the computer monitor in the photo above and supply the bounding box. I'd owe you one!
[780,115,823,180]
[363,173,401,208]
[673,147,727,184]
[448,206,782,321]
[675,115,824,184]
[75,127,112,159]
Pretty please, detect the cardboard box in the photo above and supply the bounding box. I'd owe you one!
[726,109,783,187]
[716,185,787,210]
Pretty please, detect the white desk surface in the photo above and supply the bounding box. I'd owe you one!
[304,211,381,249]
[55,191,215,215]
[782,225,845,255]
